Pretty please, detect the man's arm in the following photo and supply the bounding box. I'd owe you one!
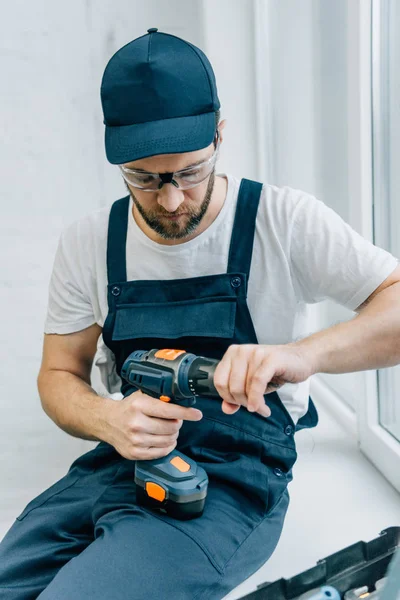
[214,265,400,414]
[37,324,115,442]
[292,264,400,375]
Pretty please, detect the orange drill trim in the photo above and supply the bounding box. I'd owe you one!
[154,349,186,360]
[159,395,171,402]
[146,482,166,502]
[170,456,190,472]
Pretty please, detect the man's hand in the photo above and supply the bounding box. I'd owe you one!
[213,344,314,417]
[103,390,203,461]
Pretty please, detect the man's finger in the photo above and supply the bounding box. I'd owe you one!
[257,403,271,418]
[221,400,241,415]
[247,357,275,412]
[228,351,249,407]
[245,349,266,400]
[213,354,236,404]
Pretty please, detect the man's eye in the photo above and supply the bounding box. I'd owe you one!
[181,169,201,178]
[134,174,155,183]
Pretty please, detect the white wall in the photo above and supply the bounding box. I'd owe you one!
[201,0,259,181]
[0,0,257,523]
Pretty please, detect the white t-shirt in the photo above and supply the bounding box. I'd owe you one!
[44,173,399,425]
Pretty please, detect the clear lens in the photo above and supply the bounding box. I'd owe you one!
[119,136,219,191]
[121,163,215,191]
[123,172,160,190]
[174,164,214,188]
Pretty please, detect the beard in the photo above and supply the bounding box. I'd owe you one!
[123,170,216,240]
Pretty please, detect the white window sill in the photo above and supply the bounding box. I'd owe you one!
[224,377,400,599]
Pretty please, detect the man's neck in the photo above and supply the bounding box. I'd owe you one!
[132,174,228,246]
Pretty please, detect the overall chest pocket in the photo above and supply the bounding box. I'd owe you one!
[111,297,237,341]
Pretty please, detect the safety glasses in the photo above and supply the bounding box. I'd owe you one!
[119,131,220,192]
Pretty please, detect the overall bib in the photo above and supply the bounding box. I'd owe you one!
[0,178,318,600]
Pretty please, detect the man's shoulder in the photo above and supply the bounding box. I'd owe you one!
[62,195,130,245]
[239,178,315,222]
[262,181,312,202]
[234,175,312,203]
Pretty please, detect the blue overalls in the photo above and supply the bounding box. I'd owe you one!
[0,178,318,600]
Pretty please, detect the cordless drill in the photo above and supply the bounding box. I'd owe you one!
[120,349,221,520]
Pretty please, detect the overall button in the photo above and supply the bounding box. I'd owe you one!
[284,425,293,436]
[230,277,242,288]
[111,285,121,296]
[273,467,284,477]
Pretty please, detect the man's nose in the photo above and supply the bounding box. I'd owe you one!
[157,183,185,213]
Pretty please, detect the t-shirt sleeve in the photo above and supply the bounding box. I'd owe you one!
[289,193,399,311]
[44,220,97,334]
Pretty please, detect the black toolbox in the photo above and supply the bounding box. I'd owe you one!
[238,526,400,599]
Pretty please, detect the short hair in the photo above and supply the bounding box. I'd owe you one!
[215,109,220,130]
[214,109,221,148]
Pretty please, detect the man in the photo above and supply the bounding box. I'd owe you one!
[0,27,399,600]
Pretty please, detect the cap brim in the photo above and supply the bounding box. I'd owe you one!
[105,112,216,164]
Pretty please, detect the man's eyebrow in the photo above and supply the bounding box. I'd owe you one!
[129,157,205,173]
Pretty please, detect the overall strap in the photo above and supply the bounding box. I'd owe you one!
[106,195,130,284]
[227,178,263,288]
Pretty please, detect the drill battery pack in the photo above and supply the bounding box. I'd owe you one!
[238,526,400,600]
[134,448,209,520]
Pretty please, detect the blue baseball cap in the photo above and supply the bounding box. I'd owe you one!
[100,28,221,165]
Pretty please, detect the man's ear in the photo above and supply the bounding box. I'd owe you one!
[218,119,227,143]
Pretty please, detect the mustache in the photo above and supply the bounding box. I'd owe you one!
[155,210,191,217]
